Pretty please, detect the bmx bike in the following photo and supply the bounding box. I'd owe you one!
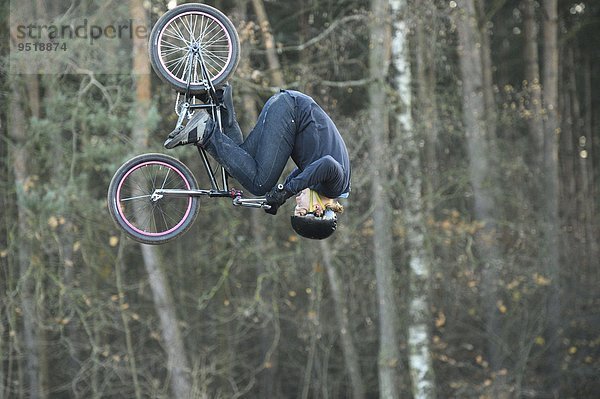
[107,3,272,245]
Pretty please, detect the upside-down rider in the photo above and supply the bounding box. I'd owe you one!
[164,85,351,239]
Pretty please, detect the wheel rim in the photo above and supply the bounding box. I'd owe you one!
[157,11,233,86]
[116,161,193,237]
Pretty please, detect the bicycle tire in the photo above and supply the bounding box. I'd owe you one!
[107,153,200,244]
[148,3,240,94]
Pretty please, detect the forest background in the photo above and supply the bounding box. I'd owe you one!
[1,0,598,398]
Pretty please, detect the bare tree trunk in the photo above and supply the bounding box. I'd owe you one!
[9,81,41,399]
[565,47,588,271]
[130,1,191,397]
[0,72,7,399]
[582,55,598,270]
[522,0,545,155]
[251,0,285,87]
[320,242,366,399]
[40,38,80,392]
[115,241,142,399]
[415,0,439,208]
[560,80,576,225]
[142,246,192,398]
[25,73,48,399]
[541,1,561,396]
[233,2,282,395]
[369,1,402,397]
[8,4,48,395]
[453,1,507,397]
[475,0,497,136]
[390,1,435,397]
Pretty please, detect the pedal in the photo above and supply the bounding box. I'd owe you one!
[229,189,243,198]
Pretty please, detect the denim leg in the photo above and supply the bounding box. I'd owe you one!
[220,111,244,145]
[203,92,296,196]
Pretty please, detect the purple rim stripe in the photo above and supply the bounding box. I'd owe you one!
[116,161,192,237]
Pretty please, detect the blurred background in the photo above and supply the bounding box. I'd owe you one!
[1,0,599,398]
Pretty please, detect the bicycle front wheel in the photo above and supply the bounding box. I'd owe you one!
[148,3,240,94]
[107,153,200,244]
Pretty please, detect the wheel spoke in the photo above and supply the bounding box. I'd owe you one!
[170,56,189,79]
[171,21,190,46]
[202,26,227,45]
[129,164,190,233]
[136,202,155,232]
[161,46,187,58]
[127,176,149,197]
[163,28,188,45]
[198,15,208,42]
[199,21,221,46]
[202,49,228,65]
[182,14,196,42]
[161,167,171,189]
[156,9,235,87]
[191,14,200,41]
[164,54,186,67]
[159,205,170,230]
[120,194,153,202]
[202,55,225,77]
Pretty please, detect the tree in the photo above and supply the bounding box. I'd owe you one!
[390,0,436,397]
[242,2,285,395]
[452,1,507,396]
[8,79,42,399]
[369,0,403,397]
[541,0,561,394]
[320,241,366,399]
[2,0,600,397]
[522,0,544,154]
[251,0,285,88]
[130,1,192,397]
[414,0,439,208]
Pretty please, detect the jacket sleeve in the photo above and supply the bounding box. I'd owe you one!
[283,155,344,196]
[283,167,301,187]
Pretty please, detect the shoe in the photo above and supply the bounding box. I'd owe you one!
[221,83,235,128]
[164,109,211,149]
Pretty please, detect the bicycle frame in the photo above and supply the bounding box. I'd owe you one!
[155,45,270,210]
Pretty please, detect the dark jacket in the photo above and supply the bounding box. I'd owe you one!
[283,90,351,198]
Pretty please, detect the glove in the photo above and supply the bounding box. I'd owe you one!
[265,184,292,215]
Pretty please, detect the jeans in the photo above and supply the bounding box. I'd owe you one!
[202,91,296,196]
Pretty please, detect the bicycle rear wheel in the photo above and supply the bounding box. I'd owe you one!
[148,3,240,94]
[107,153,200,244]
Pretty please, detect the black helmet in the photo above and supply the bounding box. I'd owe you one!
[290,213,337,240]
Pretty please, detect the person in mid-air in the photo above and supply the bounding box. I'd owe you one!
[164,85,350,239]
